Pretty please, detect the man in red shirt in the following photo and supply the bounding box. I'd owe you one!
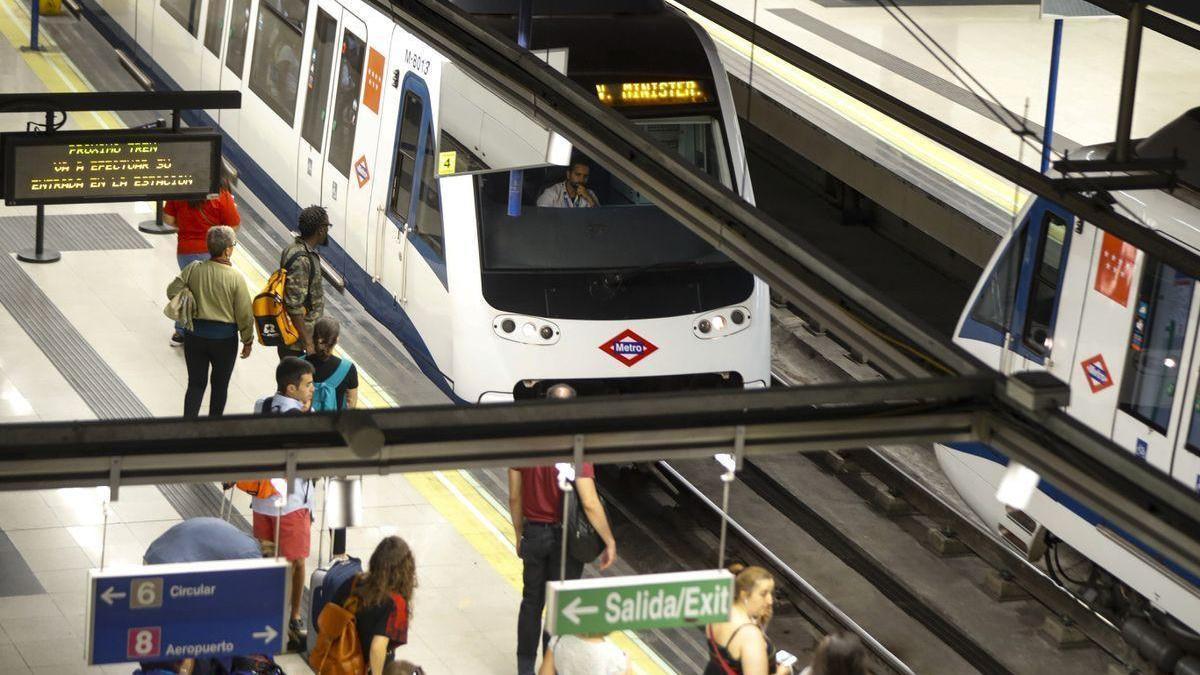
[507,387,617,675]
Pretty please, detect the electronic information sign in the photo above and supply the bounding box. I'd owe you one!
[1,129,221,206]
[86,558,289,665]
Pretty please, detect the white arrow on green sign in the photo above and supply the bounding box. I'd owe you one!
[545,569,734,635]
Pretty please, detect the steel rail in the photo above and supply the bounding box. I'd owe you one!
[657,462,917,675]
[668,0,1200,281]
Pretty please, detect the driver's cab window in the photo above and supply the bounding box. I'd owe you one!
[1022,211,1069,355]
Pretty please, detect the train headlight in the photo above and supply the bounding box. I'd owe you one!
[494,315,561,345]
[693,307,750,339]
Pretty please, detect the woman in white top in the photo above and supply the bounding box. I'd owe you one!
[538,633,632,675]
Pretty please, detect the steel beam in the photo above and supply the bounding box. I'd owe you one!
[0,90,240,112]
[982,404,1200,587]
[0,378,989,490]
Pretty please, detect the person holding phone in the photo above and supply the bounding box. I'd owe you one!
[704,564,792,675]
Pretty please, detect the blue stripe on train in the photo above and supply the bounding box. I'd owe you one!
[946,441,1200,589]
[76,0,463,404]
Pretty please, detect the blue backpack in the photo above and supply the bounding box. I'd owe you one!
[310,358,352,412]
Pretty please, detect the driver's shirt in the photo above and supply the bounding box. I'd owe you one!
[536,181,598,208]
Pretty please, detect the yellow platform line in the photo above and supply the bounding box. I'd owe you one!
[674,2,1026,215]
[7,12,673,669]
[0,0,122,130]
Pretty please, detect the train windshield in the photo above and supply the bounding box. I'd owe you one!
[474,129,753,320]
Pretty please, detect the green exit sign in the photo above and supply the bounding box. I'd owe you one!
[545,569,733,635]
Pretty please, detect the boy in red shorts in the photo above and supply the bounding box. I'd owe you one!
[251,357,316,643]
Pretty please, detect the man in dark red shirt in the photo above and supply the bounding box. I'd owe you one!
[508,388,617,675]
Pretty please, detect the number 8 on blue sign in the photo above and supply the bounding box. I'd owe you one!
[126,627,161,660]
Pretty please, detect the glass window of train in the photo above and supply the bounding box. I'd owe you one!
[246,0,309,126]
[202,0,227,56]
[1022,212,1069,355]
[389,92,423,223]
[162,0,200,35]
[415,121,444,257]
[299,9,338,152]
[326,29,367,178]
[224,0,251,77]
[968,235,1024,333]
[1118,261,1195,433]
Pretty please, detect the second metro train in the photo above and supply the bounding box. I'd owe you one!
[85,0,771,402]
[938,109,1200,650]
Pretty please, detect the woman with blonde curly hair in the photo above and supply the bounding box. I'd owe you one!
[332,536,417,674]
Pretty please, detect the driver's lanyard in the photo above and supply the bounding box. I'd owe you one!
[562,189,586,208]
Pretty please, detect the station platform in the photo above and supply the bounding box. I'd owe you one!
[0,4,675,672]
[688,0,1200,232]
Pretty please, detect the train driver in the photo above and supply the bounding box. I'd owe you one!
[536,160,599,208]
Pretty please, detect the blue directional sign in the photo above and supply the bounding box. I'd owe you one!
[86,559,289,665]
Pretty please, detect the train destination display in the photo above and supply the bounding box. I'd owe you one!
[1,130,221,205]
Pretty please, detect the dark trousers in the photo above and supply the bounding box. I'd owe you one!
[517,522,583,675]
[183,333,238,417]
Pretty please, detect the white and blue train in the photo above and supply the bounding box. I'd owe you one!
[938,109,1200,647]
[81,0,771,403]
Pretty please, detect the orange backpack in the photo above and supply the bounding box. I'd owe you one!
[232,480,278,500]
[253,251,306,347]
[309,580,365,675]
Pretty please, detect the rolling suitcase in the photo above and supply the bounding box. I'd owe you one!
[304,478,361,657]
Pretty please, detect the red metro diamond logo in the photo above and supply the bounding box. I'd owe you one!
[599,329,658,367]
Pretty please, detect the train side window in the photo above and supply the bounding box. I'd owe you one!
[1022,212,1069,355]
[202,0,227,56]
[162,0,200,35]
[414,120,444,257]
[389,91,423,223]
[247,0,309,126]
[299,9,337,151]
[224,0,251,77]
[1118,260,1195,433]
[326,29,367,178]
[968,235,1024,332]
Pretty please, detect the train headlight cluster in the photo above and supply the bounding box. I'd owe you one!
[494,314,560,345]
[693,307,751,339]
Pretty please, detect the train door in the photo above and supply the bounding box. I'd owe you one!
[295,4,340,213]
[317,10,368,248]
[1111,262,1200,473]
[379,63,452,378]
[198,0,228,121]
[215,0,252,137]
[153,0,205,89]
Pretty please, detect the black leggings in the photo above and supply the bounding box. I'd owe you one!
[183,332,239,417]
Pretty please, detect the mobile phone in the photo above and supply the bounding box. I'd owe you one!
[776,650,798,668]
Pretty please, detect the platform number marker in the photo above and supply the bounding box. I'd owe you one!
[1080,354,1113,393]
[126,626,161,660]
[438,151,456,176]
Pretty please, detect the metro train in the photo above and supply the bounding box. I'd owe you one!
[83,0,770,402]
[938,109,1200,650]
